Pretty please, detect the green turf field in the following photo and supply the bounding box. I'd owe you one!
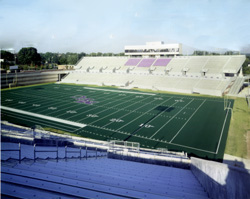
[1,83,233,160]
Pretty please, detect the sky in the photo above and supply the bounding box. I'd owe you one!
[0,0,250,54]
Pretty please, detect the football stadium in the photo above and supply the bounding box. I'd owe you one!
[1,40,250,198]
[1,0,250,197]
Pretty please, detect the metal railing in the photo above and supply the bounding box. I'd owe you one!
[34,143,59,162]
[2,142,107,163]
[1,143,21,163]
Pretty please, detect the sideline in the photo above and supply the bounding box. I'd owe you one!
[1,106,86,128]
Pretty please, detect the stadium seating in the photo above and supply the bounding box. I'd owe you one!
[185,56,209,77]
[202,56,230,77]
[167,57,189,75]
[223,55,246,73]
[1,142,209,199]
[124,58,141,66]
[61,55,245,96]
[153,58,172,66]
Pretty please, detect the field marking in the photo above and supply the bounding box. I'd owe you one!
[1,106,87,128]
[69,94,134,121]
[169,99,206,143]
[89,95,154,125]
[149,99,194,139]
[84,122,216,154]
[83,87,156,96]
[215,101,231,154]
[1,110,77,132]
[2,105,217,154]
[40,89,130,116]
[102,98,159,128]
[136,100,182,135]
[160,141,216,154]
[116,97,173,131]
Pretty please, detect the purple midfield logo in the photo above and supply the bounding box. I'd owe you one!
[71,95,97,105]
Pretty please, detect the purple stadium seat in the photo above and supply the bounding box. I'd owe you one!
[153,59,171,66]
[125,59,142,66]
[138,59,156,67]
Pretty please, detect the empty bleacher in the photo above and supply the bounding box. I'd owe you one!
[61,55,246,96]
[185,56,209,77]
[1,141,209,199]
[202,56,230,77]
[223,55,246,73]
[167,57,189,75]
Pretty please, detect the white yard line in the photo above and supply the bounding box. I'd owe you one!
[90,95,154,125]
[215,101,231,154]
[75,94,134,122]
[55,91,132,118]
[1,106,87,128]
[2,106,216,154]
[116,97,173,131]
[169,99,206,143]
[84,87,156,95]
[149,99,194,139]
[102,98,158,128]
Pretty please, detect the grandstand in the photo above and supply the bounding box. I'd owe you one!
[1,42,249,199]
[63,55,246,96]
[1,123,249,199]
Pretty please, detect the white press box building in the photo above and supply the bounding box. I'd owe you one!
[124,41,182,57]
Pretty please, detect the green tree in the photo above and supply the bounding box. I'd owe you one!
[17,47,41,66]
[193,51,209,56]
[242,56,250,75]
[97,52,102,57]
[58,54,67,65]
[0,50,15,70]
[224,51,234,55]
[90,52,97,57]
[78,52,86,60]
[66,53,78,65]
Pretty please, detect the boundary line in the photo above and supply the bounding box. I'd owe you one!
[215,101,231,154]
[1,106,87,128]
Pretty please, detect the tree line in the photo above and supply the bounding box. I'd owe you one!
[0,47,249,74]
[0,47,125,70]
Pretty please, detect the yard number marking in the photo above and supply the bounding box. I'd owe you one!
[139,123,154,128]
[110,118,124,123]
[48,107,57,110]
[33,104,41,107]
[87,114,99,118]
[154,97,163,100]
[66,110,77,114]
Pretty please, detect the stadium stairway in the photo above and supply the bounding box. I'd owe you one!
[228,77,245,96]
[1,154,210,198]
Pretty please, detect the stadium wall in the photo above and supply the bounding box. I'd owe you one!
[1,71,68,88]
[191,157,250,199]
